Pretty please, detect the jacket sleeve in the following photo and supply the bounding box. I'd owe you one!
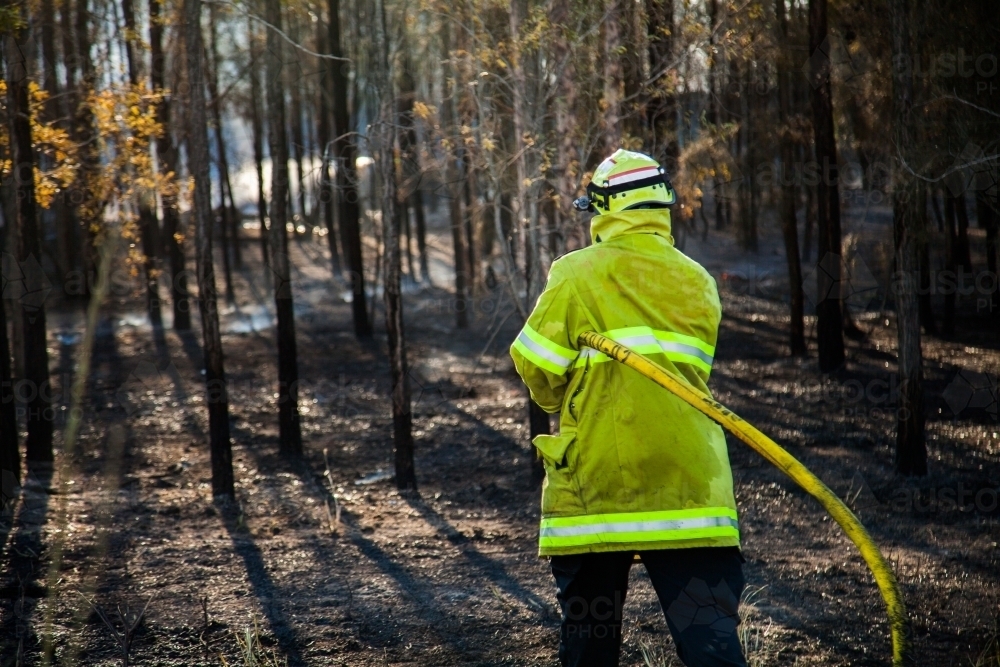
[509,267,581,413]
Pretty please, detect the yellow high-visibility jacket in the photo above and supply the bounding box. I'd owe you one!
[510,209,739,557]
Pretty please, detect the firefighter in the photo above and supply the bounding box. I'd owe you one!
[510,149,747,667]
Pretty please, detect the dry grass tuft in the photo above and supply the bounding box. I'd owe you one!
[221,614,287,667]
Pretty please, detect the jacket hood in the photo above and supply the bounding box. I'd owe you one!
[590,209,674,246]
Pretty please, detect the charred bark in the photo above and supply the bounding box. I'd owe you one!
[316,14,342,277]
[328,0,370,337]
[0,240,18,488]
[184,0,235,497]
[6,15,54,465]
[375,0,416,491]
[889,0,926,481]
[776,0,805,356]
[441,21,468,328]
[151,0,192,331]
[123,0,164,328]
[808,0,844,372]
[247,15,270,274]
[265,0,304,456]
[397,57,428,282]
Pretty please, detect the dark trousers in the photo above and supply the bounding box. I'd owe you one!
[550,547,747,667]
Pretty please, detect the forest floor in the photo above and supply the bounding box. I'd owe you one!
[2,202,1000,666]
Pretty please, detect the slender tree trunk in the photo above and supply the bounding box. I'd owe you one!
[376,0,415,491]
[776,0,805,355]
[248,15,270,273]
[0,243,18,489]
[122,0,164,328]
[203,17,235,304]
[708,0,725,231]
[551,0,578,253]
[461,151,477,292]
[930,188,944,232]
[808,0,844,372]
[890,0,926,480]
[738,62,759,252]
[977,193,998,317]
[265,0,304,456]
[441,20,468,328]
[397,55,428,282]
[151,0,192,331]
[317,14,342,277]
[328,0,370,337]
[289,15,308,227]
[918,230,937,335]
[41,0,77,279]
[412,186,429,283]
[61,0,77,93]
[184,0,235,497]
[602,0,623,154]
[943,192,959,335]
[803,182,816,261]
[510,0,541,303]
[75,0,103,300]
[646,0,675,164]
[6,14,54,465]
[953,191,972,271]
[208,6,242,271]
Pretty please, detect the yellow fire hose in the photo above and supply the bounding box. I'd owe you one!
[578,331,910,666]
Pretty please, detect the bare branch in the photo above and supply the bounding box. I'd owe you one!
[204,0,351,62]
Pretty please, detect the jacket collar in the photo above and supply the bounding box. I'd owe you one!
[590,209,674,246]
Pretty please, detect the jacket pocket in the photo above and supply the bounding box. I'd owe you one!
[535,430,583,516]
[533,430,576,470]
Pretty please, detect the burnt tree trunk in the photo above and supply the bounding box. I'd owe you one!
[977,193,998,317]
[441,21,468,328]
[602,0,622,153]
[890,0,926,480]
[375,0,415,491]
[184,0,235,497]
[265,0,304,456]
[918,229,937,335]
[151,0,192,331]
[289,14,308,227]
[943,191,959,335]
[808,0,844,372]
[122,0,164,328]
[646,0,675,164]
[328,0,371,337]
[397,56,428,282]
[208,6,241,271]
[41,0,78,279]
[6,15,54,465]
[776,0,805,356]
[0,242,18,489]
[247,15,270,274]
[316,15,342,277]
